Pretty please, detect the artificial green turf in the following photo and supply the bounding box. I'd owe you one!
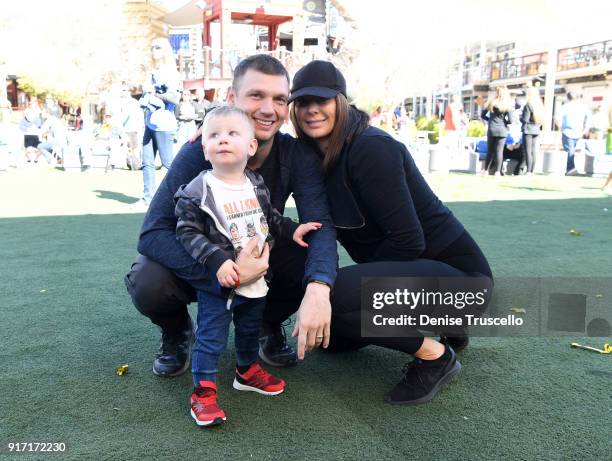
[1,197,611,460]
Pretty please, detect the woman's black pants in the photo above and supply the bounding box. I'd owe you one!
[523,134,538,173]
[485,136,506,174]
[327,230,492,355]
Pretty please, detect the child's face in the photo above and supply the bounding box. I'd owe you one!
[203,114,257,171]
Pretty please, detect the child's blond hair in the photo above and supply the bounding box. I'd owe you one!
[201,105,255,141]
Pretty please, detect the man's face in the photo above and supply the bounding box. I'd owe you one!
[228,69,289,145]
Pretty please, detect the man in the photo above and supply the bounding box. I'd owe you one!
[558,92,589,175]
[124,55,337,377]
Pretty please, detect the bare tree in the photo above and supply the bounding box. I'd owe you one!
[0,1,129,105]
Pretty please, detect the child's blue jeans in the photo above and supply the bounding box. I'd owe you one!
[192,290,265,386]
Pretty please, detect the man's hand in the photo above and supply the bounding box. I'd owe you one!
[292,282,331,360]
[235,236,269,285]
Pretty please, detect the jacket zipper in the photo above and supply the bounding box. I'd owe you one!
[226,289,235,310]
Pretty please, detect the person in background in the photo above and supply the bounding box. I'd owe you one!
[0,95,15,170]
[601,104,612,195]
[37,108,69,165]
[370,106,382,128]
[135,37,181,208]
[176,90,197,149]
[91,110,124,170]
[193,89,212,123]
[20,97,43,164]
[119,87,144,171]
[556,92,589,175]
[520,84,544,175]
[445,94,468,152]
[481,87,512,175]
[584,104,608,160]
[444,95,463,132]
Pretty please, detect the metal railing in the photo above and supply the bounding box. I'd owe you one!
[557,40,612,72]
[200,46,294,81]
[490,52,548,81]
[462,65,491,86]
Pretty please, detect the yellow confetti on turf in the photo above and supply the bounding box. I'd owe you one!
[115,364,129,376]
[510,307,526,314]
[569,229,583,236]
[570,343,612,354]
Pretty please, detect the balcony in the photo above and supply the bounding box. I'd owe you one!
[557,40,612,72]
[490,52,548,82]
[462,65,491,87]
[179,46,295,88]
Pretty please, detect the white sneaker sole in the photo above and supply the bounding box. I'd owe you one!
[190,409,225,426]
[232,378,284,396]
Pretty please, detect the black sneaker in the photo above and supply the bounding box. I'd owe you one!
[440,335,469,353]
[258,323,297,367]
[384,345,461,405]
[153,317,195,377]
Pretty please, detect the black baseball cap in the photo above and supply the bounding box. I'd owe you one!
[289,60,347,103]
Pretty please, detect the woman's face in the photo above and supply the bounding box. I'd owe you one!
[151,43,164,62]
[294,96,336,144]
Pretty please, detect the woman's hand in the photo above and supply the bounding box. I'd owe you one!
[216,260,240,288]
[292,222,322,247]
[292,282,332,359]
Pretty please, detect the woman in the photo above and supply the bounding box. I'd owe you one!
[137,37,180,207]
[176,90,197,148]
[289,60,493,405]
[520,85,544,175]
[481,87,512,175]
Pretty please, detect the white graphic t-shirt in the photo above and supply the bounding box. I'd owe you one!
[205,172,269,298]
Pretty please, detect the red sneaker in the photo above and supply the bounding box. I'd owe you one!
[190,381,226,427]
[233,362,286,395]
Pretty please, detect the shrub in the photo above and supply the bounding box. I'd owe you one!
[467,120,486,137]
[414,116,443,144]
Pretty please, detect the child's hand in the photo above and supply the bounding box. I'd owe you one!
[293,222,322,248]
[217,260,240,288]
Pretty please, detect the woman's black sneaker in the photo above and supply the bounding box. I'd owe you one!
[153,317,194,377]
[384,344,461,405]
[258,323,297,367]
[440,335,469,352]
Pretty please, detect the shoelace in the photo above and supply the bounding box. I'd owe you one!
[193,388,218,408]
[400,359,425,386]
[247,365,273,387]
